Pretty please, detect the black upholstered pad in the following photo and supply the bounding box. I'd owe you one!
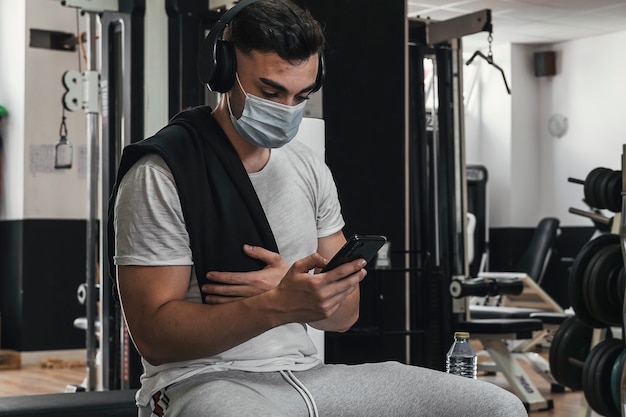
[529,312,570,325]
[0,389,137,417]
[457,318,543,338]
[470,305,544,319]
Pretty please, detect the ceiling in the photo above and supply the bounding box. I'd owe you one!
[408,0,626,49]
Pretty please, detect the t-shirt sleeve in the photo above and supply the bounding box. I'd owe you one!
[315,158,345,238]
[113,153,193,266]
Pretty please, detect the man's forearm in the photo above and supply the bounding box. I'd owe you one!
[308,286,360,332]
[128,291,285,366]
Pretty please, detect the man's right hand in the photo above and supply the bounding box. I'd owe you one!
[269,253,366,325]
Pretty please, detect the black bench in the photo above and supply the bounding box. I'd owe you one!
[0,390,137,417]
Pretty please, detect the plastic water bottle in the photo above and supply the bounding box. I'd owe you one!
[446,331,477,379]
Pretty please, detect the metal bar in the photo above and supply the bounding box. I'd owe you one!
[85,10,100,392]
[568,207,610,225]
[619,144,626,415]
[427,9,491,45]
[451,37,468,279]
[62,0,118,12]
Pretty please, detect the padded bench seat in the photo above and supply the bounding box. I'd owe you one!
[470,305,544,319]
[529,312,570,325]
[458,318,543,339]
[0,389,137,417]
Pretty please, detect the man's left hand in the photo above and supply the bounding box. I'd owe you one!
[202,244,289,304]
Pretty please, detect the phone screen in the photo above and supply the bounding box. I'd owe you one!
[321,234,387,272]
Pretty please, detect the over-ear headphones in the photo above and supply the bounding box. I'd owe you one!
[197,0,325,93]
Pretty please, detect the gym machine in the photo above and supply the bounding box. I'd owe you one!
[0,0,221,414]
[429,11,555,413]
[60,0,121,393]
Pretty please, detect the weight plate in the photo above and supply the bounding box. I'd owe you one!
[585,168,610,209]
[586,243,622,326]
[582,337,607,415]
[605,261,623,321]
[583,338,623,417]
[597,340,623,417]
[596,168,615,211]
[549,315,570,387]
[594,344,619,417]
[605,171,622,213]
[618,266,625,308]
[549,315,593,390]
[570,233,620,328]
[583,246,607,325]
[611,349,626,411]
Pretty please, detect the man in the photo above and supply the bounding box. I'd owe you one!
[110,0,527,415]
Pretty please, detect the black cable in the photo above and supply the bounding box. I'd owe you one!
[76,8,82,72]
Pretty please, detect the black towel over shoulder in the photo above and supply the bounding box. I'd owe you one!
[107,105,278,302]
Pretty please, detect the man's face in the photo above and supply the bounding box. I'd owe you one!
[229,49,319,118]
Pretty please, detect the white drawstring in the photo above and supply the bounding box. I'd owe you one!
[279,370,319,417]
[287,370,319,417]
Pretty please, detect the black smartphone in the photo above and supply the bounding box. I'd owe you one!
[321,234,387,273]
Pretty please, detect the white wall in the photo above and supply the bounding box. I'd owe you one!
[510,44,541,227]
[539,31,626,227]
[464,43,512,228]
[464,30,626,228]
[144,0,170,137]
[25,2,87,220]
[0,1,26,220]
[0,1,87,221]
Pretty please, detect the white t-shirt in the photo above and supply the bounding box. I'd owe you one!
[114,139,345,405]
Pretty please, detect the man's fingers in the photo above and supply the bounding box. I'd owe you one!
[242,244,282,264]
[292,253,327,273]
[321,258,367,281]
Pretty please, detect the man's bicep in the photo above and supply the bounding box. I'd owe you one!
[114,156,193,266]
[116,265,192,321]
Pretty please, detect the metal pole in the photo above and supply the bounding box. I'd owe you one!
[619,144,626,417]
[85,10,100,392]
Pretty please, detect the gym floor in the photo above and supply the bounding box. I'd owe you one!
[0,345,589,415]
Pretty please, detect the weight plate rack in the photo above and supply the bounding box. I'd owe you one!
[552,152,626,417]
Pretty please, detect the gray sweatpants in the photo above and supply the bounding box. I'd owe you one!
[138,361,527,417]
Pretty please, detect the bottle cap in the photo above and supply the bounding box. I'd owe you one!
[454,331,470,339]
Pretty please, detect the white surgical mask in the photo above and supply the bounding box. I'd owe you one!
[228,74,306,149]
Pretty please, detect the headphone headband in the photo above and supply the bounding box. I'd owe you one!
[197,0,325,93]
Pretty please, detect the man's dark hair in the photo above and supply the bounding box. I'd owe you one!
[226,0,325,63]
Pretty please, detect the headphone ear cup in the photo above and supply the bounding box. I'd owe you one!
[312,53,326,93]
[209,40,237,93]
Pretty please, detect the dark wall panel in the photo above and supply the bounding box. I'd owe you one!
[298,0,406,244]
[299,0,410,363]
[0,220,23,349]
[0,219,86,351]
